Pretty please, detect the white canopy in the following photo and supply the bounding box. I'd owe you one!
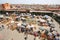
[11,20,14,23]
[40,19,46,22]
[0,15,4,18]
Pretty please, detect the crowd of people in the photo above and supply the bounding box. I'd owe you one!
[0,13,60,40]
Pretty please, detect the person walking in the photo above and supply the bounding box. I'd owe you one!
[33,32,38,40]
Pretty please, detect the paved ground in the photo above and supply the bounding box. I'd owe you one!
[53,19,60,33]
[0,19,60,40]
[0,26,39,40]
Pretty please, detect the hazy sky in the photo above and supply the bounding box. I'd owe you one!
[0,0,60,4]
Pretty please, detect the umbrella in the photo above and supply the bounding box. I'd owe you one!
[0,15,4,18]
[40,19,46,22]
[11,20,14,23]
[39,26,45,30]
[17,23,21,27]
[44,15,49,19]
